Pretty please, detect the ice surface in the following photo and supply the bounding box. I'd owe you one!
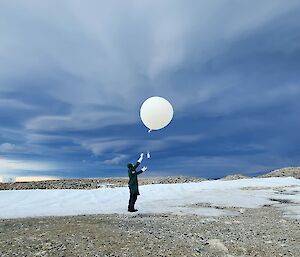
[0,177,299,219]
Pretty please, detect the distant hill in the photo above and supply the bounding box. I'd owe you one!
[0,176,59,183]
[0,177,15,183]
[220,174,250,180]
[259,167,300,179]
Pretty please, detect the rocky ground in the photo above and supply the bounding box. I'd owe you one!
[1,166,299,191]
[0,206,299,257]
[0,176,206,190]
[259,167,300,179]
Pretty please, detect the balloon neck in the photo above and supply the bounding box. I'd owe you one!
[148,129,152,133]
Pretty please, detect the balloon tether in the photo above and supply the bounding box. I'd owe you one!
[147,129,152,159]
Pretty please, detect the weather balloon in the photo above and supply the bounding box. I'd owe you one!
[140,96,174,131]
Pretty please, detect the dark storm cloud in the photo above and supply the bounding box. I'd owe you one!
[0,0,300,178]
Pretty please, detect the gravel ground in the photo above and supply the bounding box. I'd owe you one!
[0,206,299,257]
[0,176,206,190]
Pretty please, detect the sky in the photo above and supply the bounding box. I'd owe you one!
[0,1,300,179]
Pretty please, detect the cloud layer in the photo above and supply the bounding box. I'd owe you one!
[0,1,300,178]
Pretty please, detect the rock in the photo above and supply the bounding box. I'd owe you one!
[239,209,245,214]
[207,239,229,253]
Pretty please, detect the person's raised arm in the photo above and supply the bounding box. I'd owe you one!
[133,153,144,169]
[136,166,147,175]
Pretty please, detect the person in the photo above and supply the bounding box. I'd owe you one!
[127,153,147,212]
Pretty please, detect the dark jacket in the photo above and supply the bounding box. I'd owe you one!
[128,162,143,195]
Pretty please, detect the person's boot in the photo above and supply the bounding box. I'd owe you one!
[128,204,138,212]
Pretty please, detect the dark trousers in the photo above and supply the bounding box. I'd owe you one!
[128,192,138,211]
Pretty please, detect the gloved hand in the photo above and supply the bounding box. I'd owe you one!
[141,166,147,172]
[137,152,144,163]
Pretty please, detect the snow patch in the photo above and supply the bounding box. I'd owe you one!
[0,177,299,219]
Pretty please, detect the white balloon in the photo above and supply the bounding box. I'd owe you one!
[140,96,174,130]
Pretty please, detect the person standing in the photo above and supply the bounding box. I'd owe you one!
[127,153,147,212]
